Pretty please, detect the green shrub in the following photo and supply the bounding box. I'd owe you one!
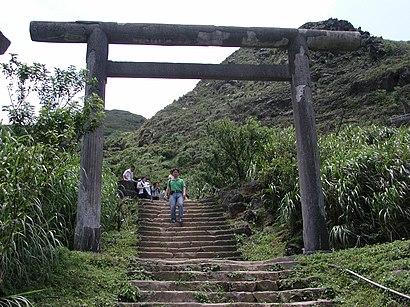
[320,125,410,248]
[0,128,63,294]
[201,117,270,188]
[202,118,410,250]
[259,124,410,249]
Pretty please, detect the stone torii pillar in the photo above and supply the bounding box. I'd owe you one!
[30,21,361,253]
[74,28,108,252]
[288,34,328,251]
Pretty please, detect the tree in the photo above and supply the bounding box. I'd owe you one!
[204,117,269,187]
[1,54,103,151]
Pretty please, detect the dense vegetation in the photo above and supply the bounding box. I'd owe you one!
[202,119,409,251]
[1,18,409,306]
[0,55,120,305]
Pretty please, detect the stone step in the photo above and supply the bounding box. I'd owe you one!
[138,223,233,230]
[138,239,237,248]
[139,205,225,213]
[138,227,235,236]
[131,277,317,292]
[129,270,293,281]
[132,280,279,291]
[139,208,226,215]
[118,300,334,306]
[139,200,222,208]
[133,257,298,272]
[136,250,243,260]
[136,287,326,303]
[139,207,225,213]
[139,215,228,222]
[140,209,225,216]
[138,233,235,241]
[139,220,230,228]
[139,215,227,222]
[139,209,227,215]
[139,218,229,225]
[138,234,236,242]
[122,198,334,306]
[137,245,239,253]
[123,198,333,306]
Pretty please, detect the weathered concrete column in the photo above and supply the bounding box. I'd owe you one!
[73,28,108,252]
[287,34,330,252]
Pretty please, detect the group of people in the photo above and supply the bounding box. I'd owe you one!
[122,166,187,224]
[122,166,161,200]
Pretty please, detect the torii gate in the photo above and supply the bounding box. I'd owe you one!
[30,21,361,253]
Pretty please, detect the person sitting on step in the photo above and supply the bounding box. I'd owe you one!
[137,176,151,199]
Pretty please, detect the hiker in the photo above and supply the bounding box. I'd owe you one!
[122,165,138,190]
[151,182,160,200]
[137,176,151,199]
[162,185,167,200]
[166,168,186,223]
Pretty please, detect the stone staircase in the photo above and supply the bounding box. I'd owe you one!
[118,199,333,306]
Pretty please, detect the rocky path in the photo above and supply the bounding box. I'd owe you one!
[118,199,333,306]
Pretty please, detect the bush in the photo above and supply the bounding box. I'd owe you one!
[201,118,410,250]
[259,125,410,249]
[201,117,270,188]
[320,125,410,248]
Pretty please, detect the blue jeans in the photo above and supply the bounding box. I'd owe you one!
[169,192,184,222]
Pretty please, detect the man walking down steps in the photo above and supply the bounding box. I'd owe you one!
[165,168,187,224]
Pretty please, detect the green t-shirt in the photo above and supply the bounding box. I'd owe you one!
[168,178,186,192]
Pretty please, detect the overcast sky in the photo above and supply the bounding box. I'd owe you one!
[1,0,409,124]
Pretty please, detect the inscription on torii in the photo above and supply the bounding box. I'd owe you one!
[30,21,361,253]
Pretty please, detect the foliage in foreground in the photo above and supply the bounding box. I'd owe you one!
[0,127,120,300]
[0,56,118,303]
[0,198,139,306]
[237,227,410,306]
[296,239,410,307]
[236,226,286,261]
[28,199,139,306]
[15,208,410,307]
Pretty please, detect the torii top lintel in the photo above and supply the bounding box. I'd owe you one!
[30,21,362,52]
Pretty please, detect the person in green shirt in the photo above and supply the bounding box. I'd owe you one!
[166,168,186,223]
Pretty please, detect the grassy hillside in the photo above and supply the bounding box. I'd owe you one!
[134,20,409,149]
[103,109,146,137]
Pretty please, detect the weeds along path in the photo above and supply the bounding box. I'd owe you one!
[119,199,334,306]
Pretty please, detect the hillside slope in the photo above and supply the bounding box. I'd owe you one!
[134,18,409,148]
[104,109,146,137]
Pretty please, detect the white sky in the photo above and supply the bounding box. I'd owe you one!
[1,0,409,124]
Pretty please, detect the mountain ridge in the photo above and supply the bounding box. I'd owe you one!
[129,19,409,147]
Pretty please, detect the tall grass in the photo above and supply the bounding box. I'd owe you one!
[0,126,120,298]
[204,120,409,250]
[259,125,410,249]
[320,125,410,248]
[1,56,119,303]
[0,128,62,294]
